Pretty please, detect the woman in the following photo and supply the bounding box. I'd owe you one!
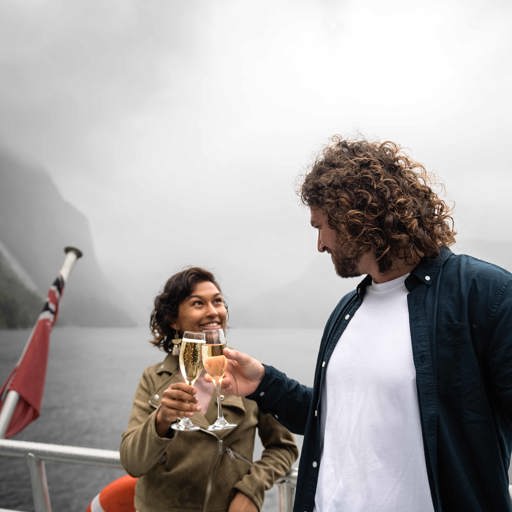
[120,267,298,512]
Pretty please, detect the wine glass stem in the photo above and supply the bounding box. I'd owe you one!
[181,379,194,424]
[215,381,225,421]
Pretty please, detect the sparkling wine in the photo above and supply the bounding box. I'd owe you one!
[179,340,204,385]
[202,343,227,381]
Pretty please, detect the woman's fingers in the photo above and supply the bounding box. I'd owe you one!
[163,387,196,404]
[159,383,200,419]
[155,382,202,435]
[168,381,197,395]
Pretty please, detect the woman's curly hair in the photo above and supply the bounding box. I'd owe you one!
[300,136,456,273]
[149,267,222,353]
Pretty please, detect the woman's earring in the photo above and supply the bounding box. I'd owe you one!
[171,334,181,356]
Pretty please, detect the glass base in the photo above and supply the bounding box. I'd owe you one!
[207,418,237,431]
[171,417,200,432]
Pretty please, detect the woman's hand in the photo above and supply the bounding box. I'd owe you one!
[155,382,200,436]
[220,348,265,397]
[227,491,258,512]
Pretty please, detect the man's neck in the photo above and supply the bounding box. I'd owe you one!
[362,253,418,284]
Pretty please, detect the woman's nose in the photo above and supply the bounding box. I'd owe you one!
[206,302,218,316]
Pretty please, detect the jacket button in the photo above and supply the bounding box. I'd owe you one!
[321,361,326,368]
[259,391,265,397]
[425,275,431,281]
[345,314,350,320]
[314,409,318,417]
[312,461,318,468]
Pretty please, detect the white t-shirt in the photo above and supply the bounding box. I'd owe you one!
[314,275,434,512]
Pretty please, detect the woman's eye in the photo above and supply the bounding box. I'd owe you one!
[192,301,203,307]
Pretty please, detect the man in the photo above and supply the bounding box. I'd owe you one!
[222,136,512,511]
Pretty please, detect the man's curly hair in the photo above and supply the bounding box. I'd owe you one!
[300,136,456,273]
[149,267,223,353]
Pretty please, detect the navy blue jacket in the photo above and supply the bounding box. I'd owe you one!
[249,248,512,511]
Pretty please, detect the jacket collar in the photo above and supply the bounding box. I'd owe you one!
[355,246,453,294]
[356,274,373,298]
[405,246,453,291]
[156,353,180,375]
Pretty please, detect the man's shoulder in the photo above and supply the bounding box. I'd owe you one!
[446,251,512,282]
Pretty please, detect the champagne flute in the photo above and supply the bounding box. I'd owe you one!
[202,328,237,431]
[171,331,205,432]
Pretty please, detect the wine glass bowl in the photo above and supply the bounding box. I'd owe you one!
[171,331,205,432]
[202,328,237,431]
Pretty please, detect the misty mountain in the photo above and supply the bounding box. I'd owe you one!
[0,150,135,327]
[232,257,360,328]
[232,238,512,328]
[0,249,43,328]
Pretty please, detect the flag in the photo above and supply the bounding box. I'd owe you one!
[0,275,65,438]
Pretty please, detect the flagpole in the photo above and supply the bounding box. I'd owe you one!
[0,247,82,439]
[61,246,83,281]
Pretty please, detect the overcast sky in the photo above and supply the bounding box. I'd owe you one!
[1,0,511,322]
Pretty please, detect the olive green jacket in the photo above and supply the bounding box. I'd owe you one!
[120,354,298,512]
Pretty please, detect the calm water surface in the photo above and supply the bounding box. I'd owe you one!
[0,326,321,511]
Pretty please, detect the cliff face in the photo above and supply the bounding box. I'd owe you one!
[0,150,135,327]
[0,249,43,328]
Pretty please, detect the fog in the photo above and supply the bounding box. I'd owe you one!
[1,0,511,323]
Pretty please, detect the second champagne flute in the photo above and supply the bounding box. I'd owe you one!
[172,330,205,432]
[202,328,237,431]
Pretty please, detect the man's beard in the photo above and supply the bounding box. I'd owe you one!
[330,240,366,278]
[331,253,361,278]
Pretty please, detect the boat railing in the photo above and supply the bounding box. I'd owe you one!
[0,438,297,512]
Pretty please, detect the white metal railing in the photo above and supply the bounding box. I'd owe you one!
[0,438,297,512]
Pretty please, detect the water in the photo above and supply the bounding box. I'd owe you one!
[0,326,321,511]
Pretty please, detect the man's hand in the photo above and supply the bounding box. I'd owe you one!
[227,491,258,512]
[221,348,265,396]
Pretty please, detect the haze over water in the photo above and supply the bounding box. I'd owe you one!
[1,1,511,326]
[0,326,319,511]
[1,4,511,504]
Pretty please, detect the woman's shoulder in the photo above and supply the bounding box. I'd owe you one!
[140,354,179,381]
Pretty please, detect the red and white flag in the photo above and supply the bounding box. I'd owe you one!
[0,275,65,438]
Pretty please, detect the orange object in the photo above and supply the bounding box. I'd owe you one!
[86,475,137,512]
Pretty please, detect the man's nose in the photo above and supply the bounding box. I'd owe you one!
[317,234,326,253]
